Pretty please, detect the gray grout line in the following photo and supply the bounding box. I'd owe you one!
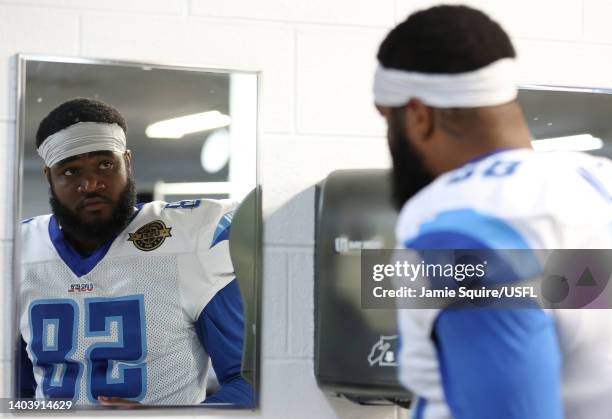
[513,35,612,47]
[292,27,299,135]
[187,13,393,31]
[0,0,184,16]
[581,0,586,38]
[75,12,82,55]
[286,253,292,356]
[0,1,393,30]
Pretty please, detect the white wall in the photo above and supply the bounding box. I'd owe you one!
[2,1,612,418]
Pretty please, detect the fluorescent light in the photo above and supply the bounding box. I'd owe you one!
[201,128,230,173]
[145,111,231,139]
[531,134,604,152]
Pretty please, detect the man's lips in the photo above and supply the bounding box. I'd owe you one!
[80,197,111,210]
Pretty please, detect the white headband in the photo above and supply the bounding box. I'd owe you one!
[37,122,127,167]
[373,57,518,108]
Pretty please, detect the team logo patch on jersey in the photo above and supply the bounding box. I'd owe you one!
[128,220,172,251]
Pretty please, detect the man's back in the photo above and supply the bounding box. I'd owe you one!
[396,149,612,419]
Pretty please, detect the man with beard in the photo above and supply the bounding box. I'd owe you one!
[17,98,253,407]
[374,5,612,419]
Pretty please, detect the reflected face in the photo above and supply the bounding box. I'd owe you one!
[46,150,136,242]
[383,106,435,210]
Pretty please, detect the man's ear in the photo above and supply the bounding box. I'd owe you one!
[43,167,51,185]
[404,98,435,144]
[124,150,132,173]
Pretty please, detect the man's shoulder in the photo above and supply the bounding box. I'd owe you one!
[20,214,55,263]
[132,199,237,246]
[396,149,611,246]
[20,214,52,235]
[396,149,533,237]
[138,199,237,225]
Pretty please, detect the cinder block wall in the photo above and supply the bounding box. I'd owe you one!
[1,1,611,418]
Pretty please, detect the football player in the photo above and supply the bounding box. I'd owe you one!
[17,98,253,406]
[374,5,612,419]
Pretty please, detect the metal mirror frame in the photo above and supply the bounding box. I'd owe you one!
[10,54,262,412]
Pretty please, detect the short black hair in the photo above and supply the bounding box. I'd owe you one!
[377,5,515,74]
[36,98,127,149]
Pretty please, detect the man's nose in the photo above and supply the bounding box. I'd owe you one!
[77,175,106,193]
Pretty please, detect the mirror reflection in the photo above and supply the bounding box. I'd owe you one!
[518,86,612,158]
[15,57,259,408]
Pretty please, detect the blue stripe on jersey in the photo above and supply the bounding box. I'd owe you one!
[405,231,541,289]
[408,208,530,250]
[210,211,234,249]
[406,230,490,250]
[412,397,427,419]
[48,205,143,278]
[434,308,562,419]
[405,212,541,288]
[196,279,254,407]
[578,167,612,202]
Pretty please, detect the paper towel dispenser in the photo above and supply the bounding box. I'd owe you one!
[314,169,411,405]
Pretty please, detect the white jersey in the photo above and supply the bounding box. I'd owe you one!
[19,199,237,405]
[395,149,612,419]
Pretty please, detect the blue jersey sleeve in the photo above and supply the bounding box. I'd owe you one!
[434,308,562,419]
[404,209,562,419]
[196,279,254,407]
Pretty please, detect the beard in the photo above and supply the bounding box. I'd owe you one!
[49,176,137,244]
[387,108,435,211]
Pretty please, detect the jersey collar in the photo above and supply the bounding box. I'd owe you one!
[48,204,143,278]
[464,147,531,165]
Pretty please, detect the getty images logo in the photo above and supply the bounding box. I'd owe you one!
[372,259,488,282]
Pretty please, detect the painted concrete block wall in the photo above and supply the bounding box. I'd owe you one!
[1,1,611,418]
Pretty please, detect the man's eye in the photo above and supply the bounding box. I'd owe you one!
[63,168,77,176]
[100,161,114,170]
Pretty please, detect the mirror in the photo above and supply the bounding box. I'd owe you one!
[13,56,260,409]
[518,85,612,158]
